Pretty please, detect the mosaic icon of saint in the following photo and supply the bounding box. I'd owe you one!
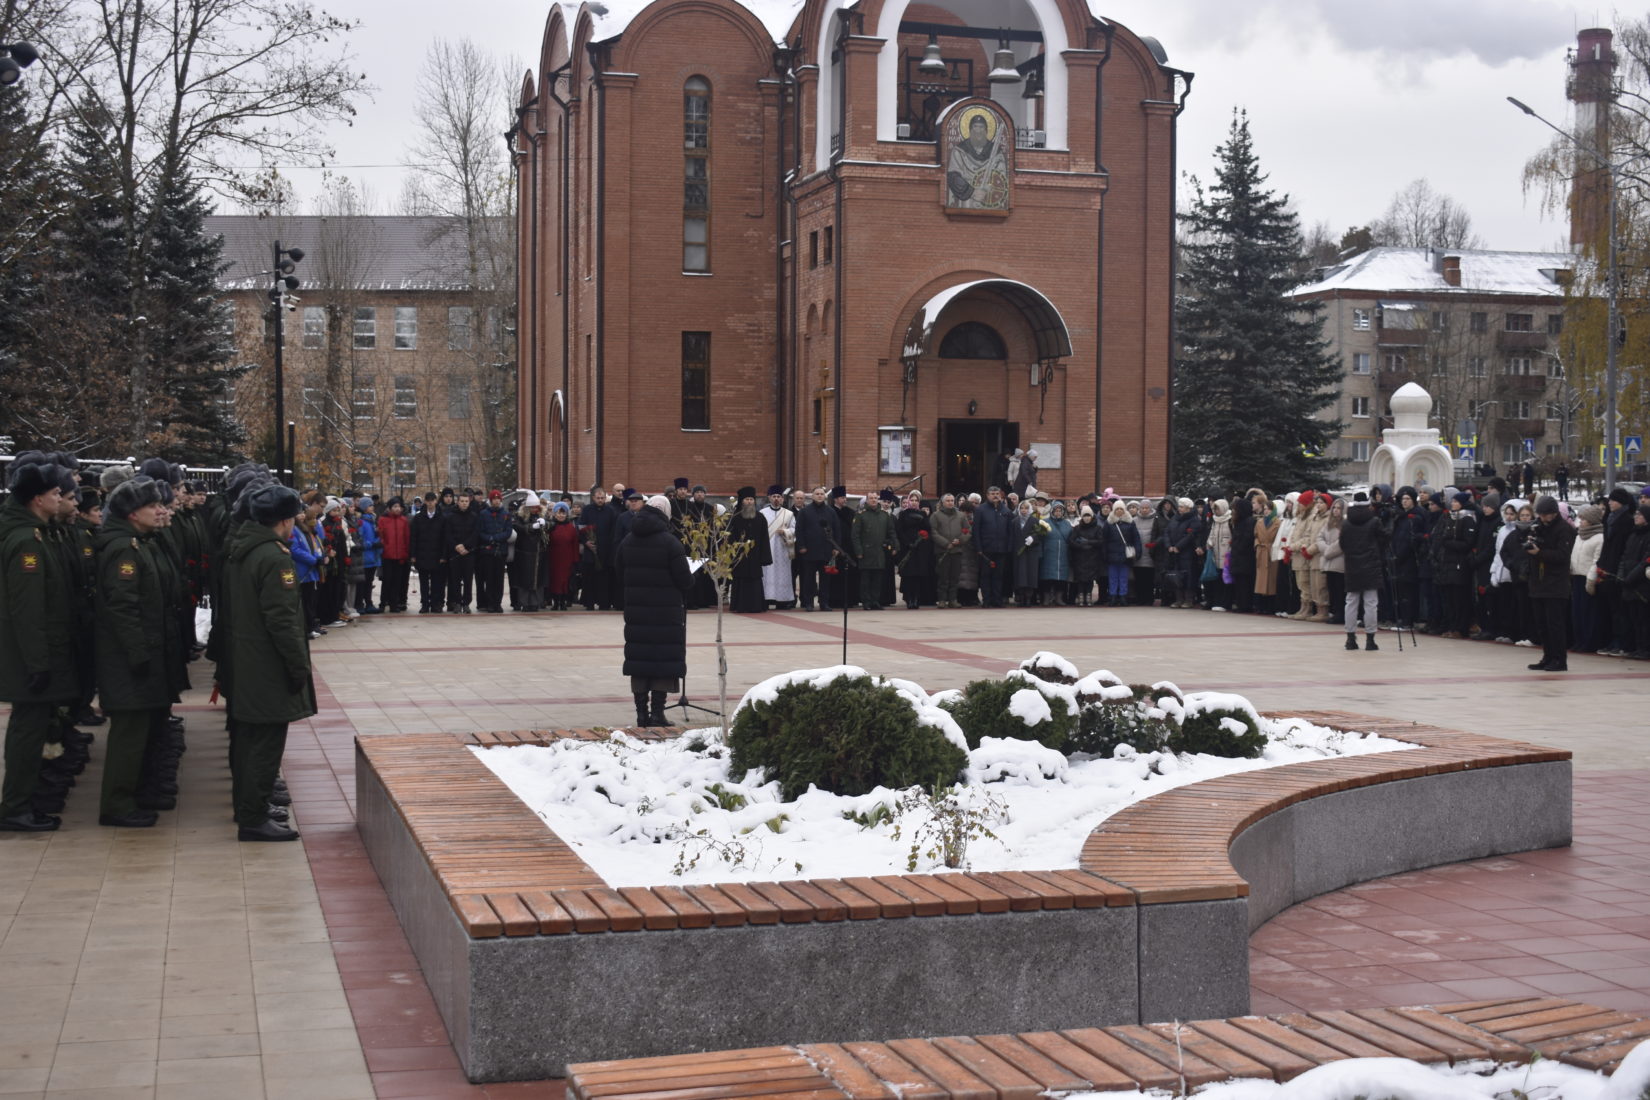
[945,106,1010,210]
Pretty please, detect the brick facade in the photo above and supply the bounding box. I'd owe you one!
[515,0,1184,497]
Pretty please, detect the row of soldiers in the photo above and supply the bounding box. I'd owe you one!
[0,452,313,839]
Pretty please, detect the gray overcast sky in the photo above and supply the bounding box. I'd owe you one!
[290,0,1612,252]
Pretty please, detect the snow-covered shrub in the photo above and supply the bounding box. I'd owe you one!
[1167,692,1265,759]
[1073,669,1129,706]
[1130,681,1184,705]
[1068,701,1170,757]
[728,673,966,800]
[1017,651,1079,685]
[941,677,1075,751]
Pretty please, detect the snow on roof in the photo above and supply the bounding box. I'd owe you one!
[1291,246,1577,300]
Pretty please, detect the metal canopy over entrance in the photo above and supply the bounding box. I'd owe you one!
[902,278,1073,363]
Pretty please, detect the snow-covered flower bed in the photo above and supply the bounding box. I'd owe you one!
[474,657,1415,887]
[1090,1043,1650,1100]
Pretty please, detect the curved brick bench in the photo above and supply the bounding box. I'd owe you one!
[564,997,1650,1099]
[355,714,1570,1081]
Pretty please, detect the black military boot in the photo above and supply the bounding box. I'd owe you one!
[649,691,670,729]
[633,693,650,729]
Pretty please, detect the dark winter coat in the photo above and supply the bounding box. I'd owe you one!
[1229,496,1257,572]
[1337,504,1388,591]
[93,518,181,711]
[895,508,934,578]
[1102,516,1143,566]
[0,496,78,704]
[1429,509,1477,586]
[971,501,1013,553]
[616,508,693,678]
[1526,515,1577,601]
[410,509,446,566]
[584,499,620,568]
[1619,513,1650,601]
[1598,490,1638,576]
[1470,509,1502,588]
[796,500,843,561]
[1012,512,1045,589]
[225,522,317,724]
[443,503,482,557]
[511,513,547,589]
[1391,505,1425,582]
[851,507,897,569]
[1165,510,1203,576]
[1068,517,1104,585]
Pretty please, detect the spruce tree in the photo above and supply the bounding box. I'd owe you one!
[146,166,245,464]
[1173,111,1342,495]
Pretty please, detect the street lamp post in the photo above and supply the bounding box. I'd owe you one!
[1509,96,1622,495]
[269,241,304,486]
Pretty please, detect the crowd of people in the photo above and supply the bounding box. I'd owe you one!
[6,451,1646,834]
[341,474,1649,677]
[1,452,313,837]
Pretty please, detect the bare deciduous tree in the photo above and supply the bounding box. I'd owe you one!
[17,0,369,452]
[1371,179,1481,250]
[402,38,518,488]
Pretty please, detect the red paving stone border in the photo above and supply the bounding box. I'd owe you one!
[563,996,1650,1098]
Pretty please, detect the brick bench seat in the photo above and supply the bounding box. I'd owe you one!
[355,713,1572,1080]
[566,998,1650,1099]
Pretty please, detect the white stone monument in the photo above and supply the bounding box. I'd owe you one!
[1368,382,1453,492]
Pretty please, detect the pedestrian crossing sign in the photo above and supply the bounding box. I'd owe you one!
[1600,444,1624,467]
[1458,445,1475,461]
[1627,435,1644,455]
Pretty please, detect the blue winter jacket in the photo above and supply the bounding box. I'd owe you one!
[478,504,513,554]
[289,527,322,584]
[356,513,382,568]
[1039,517,1072,581]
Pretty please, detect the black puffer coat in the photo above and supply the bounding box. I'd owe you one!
[1337,503,1388,591]
[1429,509,1476,586]
[1527,514,1576,600]
[616,507,693,678]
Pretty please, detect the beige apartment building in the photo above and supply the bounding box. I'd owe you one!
[211,215,515,496]
[1291,247,1577,484]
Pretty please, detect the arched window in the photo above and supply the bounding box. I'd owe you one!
[683,77,710,272]
[939,321,1007,359]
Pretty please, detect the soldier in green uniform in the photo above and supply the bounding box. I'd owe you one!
[227,483,315,841]
[70,489,105,728]
[851,490,898,611]
[0,461,79,831]
[94,476,180,827]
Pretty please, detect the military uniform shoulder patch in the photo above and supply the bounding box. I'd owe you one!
[118,560,137,579]
[279,567,296,589]
[21,552,39,572]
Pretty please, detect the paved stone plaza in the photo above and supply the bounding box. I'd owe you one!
[1,604,1646,1098]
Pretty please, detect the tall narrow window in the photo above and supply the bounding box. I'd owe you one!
[394,375,417,418]
[683,77,710,272]
[353,307,376,349]
[681,331,710,430]
[302,306,325,348]
[394,306,417,349]
[447,306,472,350]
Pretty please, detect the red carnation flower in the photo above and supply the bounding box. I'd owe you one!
[918,529,929,539]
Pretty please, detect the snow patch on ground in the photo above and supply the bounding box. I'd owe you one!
[1064,1045,1650,1100]
[474,668,1414,886]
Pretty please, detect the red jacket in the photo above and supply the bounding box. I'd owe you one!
[378,512,411,562]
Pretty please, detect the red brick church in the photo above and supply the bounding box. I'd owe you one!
[513,0,1188,497]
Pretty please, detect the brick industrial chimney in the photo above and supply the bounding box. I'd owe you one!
[1567,27,1615,249]
[1440,254,1461,287]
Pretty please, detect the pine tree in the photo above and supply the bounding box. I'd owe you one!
[0,90,130,452]
[1173,111,1343,495]
[146,166,246,464]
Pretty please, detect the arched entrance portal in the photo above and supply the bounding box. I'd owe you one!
[901,278,1072,496]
